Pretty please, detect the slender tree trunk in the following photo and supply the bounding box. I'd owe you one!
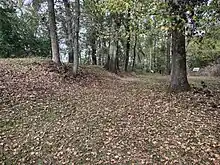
[169,28,190,92]
[116,39,120,71]
[88,48,91,65]
[137,44,142,63]
[91,31,97,65]
[125,35,130,71]
[152,19,157,71]
[73,0,80,76]
[153,36,157,71]
[125,9,131,72]
[98,40,102,65]
[63,0,74,63]
[104,39,111,69]
[132,33,137,71]
[166,30,171,75]
[102,40,107,65]
[149,47,152,71]
[91,45,97,65]
[47,0,60,64]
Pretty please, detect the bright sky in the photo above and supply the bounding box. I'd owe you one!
[23,0,33,5]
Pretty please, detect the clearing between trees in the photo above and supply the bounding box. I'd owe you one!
[0,58,220,164]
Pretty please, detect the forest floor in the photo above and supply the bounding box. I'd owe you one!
[0,58,220,164]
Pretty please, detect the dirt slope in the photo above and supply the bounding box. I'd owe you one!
[0,58,220,164]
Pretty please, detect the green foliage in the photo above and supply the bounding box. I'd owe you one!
[0,1,50,58]
[188,51,219,68]
[0,4,21,57]
[187,26,220,68]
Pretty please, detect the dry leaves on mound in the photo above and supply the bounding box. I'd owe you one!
[0,59,220,164]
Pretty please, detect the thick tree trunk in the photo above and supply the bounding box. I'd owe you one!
[105,40,117,73]
[47,0,61,64]
[73,0,80,76]
[166,30,171,75]
[169,28,190,92]
[63,0,74,63]
[105,18,120,73]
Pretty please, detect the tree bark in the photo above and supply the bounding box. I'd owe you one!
[166,30,171,75]
[104,37,118,73]
[91,44,97,65]
[169,28,190,92]
[47,0,61,64]
[63,0,74,63]
[116,39,120,71]
[87,48,91,65]
[125,35,130,71]
[132,33,137,71]
[102,40,108,65]
[105,39,117,73]
[91,31,97,65]
[98,40,102,65]
[104,17,120,73]
[153,35,157,71]
[124,9,131,72]
[73,0,80,76]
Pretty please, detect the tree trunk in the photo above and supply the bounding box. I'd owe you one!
[87,48,91,65]
[73,0,80,76]
[132,33,137,71]
[102,40,108,65]
[98,40,102,65]
[116,39,120,71]
[91,45,97,65]
[105,40,117,73]
[104,38,118,73]
[105,17,120,73]
[104,54,110,70]
[47,0,61,64]
[169,28,190,92]
[153,35,157,71]
[104,39,111,70]
[124,9,131,72]
[91,31,97,65]
[166,30,171,75]
[125,37,130,71]
[149,47,152,71]
[63,0,74,63]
